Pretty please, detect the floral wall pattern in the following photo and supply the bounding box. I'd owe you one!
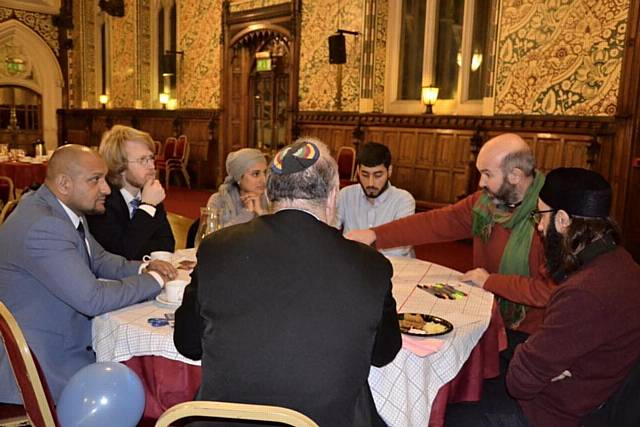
[299,0,363,111]
[373,0,387,112]
[110,0,137,107]
[494,0,630,116]
[179,0,221,108]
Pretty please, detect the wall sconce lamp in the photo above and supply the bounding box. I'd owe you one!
[421,86,439,114]
[159,93,169,109]
[99,94,109,109]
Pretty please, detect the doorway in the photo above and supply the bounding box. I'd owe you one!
[220,1,301,184]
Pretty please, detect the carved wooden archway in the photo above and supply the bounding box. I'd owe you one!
[220,1,301,184]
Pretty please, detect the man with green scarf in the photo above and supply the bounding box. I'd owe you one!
[345,133,556,346]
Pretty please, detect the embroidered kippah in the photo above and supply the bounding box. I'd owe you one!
[271,141,320,175]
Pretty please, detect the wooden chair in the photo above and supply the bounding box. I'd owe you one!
[0,199,18,224]
[156,136,177,176]
[0,176,15,208]
[0,301,60,427]
[165,135,191,189]
[336,146,356,188]
[153,140,163,156]
[154,401,318,427]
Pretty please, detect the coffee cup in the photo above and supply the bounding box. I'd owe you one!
[164,279,189,304]
[143,251,173,262]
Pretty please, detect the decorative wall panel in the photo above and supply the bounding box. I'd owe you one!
[179,0,221,108]
[495,0,629,115]
[299,0,363,111]
[110,0,137,107]
[0,7,59,56]
[373,0,387,112]
[230,0,290,13]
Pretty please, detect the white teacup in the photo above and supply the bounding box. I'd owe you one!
[164,279,189,304]
[143,251,173,262]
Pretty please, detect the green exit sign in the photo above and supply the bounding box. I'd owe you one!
[256,57,272,72]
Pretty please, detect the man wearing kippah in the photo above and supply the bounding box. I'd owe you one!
[507,167,640,426]
[173,137,401,426]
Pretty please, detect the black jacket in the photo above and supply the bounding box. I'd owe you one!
[86,184,175,260]
[174,210,401,426]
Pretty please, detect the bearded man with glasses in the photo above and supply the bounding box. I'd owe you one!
[507,168,640,427]
[86,125,175,260]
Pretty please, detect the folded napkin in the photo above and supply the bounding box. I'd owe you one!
[402,334,444,357]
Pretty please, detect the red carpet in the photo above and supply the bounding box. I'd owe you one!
[164,187,213,219]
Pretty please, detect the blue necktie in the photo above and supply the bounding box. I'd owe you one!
[130,198,141,218]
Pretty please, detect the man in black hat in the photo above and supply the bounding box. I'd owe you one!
[173,137,401,426]
[507,167,640,426]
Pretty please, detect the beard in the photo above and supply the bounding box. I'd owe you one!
[484,179,520,207]
[359,179,389,199]
[543,216,567,282]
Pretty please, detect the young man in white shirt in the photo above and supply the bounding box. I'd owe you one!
[336,142,415,257]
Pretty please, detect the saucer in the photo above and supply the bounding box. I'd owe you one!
[155,293,179,306]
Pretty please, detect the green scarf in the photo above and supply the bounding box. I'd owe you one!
[471,172,545,328]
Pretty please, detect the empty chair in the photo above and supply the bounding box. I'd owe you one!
[0,301,60,427]
[165,135,191,188]
[156,137,177,184]
[336,146,356,188]
[154,401,318,427]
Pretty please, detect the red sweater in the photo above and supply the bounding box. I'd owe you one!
[507,247,640,426]
[373,192,555,334]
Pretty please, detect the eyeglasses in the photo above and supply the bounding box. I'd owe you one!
[128,155,155,167]
[530,209,556,224]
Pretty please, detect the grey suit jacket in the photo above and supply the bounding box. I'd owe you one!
[0,185,161,403]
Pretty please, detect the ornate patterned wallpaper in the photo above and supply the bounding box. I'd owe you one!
[230,0,290,13]
[373,0,387,112]
[299,0,363,111]
[494,0,629,116]
[110,0,137,107]
[179,0,221,108]
[0,7,59,56]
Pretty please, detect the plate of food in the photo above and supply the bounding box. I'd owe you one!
[397,313,453,336]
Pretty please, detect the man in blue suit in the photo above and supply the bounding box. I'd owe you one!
[0,144,177,404]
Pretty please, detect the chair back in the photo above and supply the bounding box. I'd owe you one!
[153,140,162,155]
[154,401,318,427]
[175,135,189,162]
[163,137,177,159]
[336,146,356,182]
[0,301,60,427]
[0,199,18,224]
[0,176,15,205]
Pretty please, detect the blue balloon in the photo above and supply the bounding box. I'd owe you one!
[57,362,145,427]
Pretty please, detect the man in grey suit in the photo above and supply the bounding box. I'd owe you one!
[0,144,177,404]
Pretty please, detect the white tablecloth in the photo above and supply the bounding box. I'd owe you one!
[92,256,494,426]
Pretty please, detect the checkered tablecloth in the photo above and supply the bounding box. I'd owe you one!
[371,257,494,426]
[92,256,493,426]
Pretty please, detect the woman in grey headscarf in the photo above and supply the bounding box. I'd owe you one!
[206,148,269,227]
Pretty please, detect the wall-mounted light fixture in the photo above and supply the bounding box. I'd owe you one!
[159,93,169,109]
[99,94,109,109]
[421,86,439,115]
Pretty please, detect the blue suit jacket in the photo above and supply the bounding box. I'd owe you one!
[0,185,161,403]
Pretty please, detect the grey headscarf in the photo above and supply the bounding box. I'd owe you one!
[215,149,268,223]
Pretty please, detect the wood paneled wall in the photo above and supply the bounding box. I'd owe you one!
[57,109,221,188]
[295,112,618,215]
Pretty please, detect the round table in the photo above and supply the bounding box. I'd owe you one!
[0,160,47,190]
